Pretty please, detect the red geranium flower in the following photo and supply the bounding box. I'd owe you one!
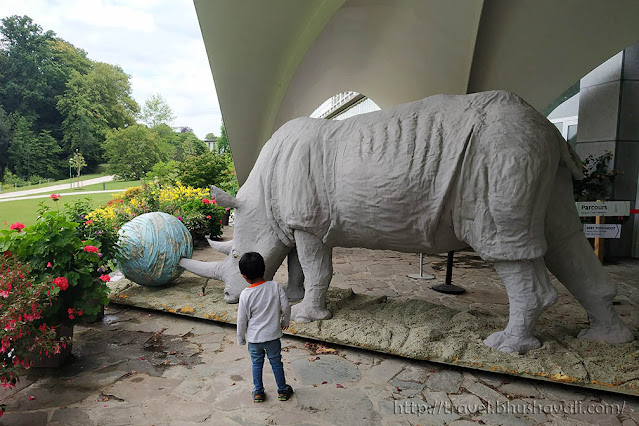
[99,274,110,282]
[83,245,99,253]
[9,222,25,232]
[206,215,211,219]
[52,277,69,290]
[50,194,61,201]
[85,220,94,225]
[201,198,210,204]
[47,262,52,268]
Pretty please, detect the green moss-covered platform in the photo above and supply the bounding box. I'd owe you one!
[108,270,639,397]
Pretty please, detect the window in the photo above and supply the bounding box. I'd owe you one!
[549,116,578,148]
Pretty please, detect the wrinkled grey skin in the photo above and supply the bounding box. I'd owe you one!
[179,91,634,354]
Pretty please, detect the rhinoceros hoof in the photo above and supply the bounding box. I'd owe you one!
[577,322,635,344]
[483,331,542,355]
[285,286,305,303]
[291,303,332,323]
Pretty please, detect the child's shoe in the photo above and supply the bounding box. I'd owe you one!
[278,385,294,401]
[252,390,265,403]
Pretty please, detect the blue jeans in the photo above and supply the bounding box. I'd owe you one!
[248,338,287,394]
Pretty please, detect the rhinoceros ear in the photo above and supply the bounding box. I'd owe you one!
[211,185,239,208]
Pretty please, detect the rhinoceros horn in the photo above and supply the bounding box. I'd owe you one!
[211,185,239,208]
[207,238,233,255]
[179,258,222,281]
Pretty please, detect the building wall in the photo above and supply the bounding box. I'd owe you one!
[576,42,639,257]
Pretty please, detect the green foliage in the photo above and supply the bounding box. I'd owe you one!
[145,160,181,186]
[63,198,121,271]
[7,115,61,179]
[0,106,10,179]
[180,132,208,158]
[104,124,162,180]
[57,63,139,169]
[69,150,87,182]
[0,15,139,178]
[215,122,230,154]
[0,170,22,186]
[139,93,175,128]
[0,206,112,326]
[573,151,622,202]
[178,152,238,194]
[1,254,65,389]
[89,183,226,241]
[0,16,61,125]
[179,197,224,240]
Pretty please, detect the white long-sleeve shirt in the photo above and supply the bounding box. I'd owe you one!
[236,280,291,346]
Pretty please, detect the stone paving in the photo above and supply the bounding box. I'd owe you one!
[2,305,639,425]
[2,227,639,425]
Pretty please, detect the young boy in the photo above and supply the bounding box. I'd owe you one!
[236,252,294,403]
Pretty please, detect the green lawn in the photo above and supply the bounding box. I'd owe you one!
[0,192,118,228]
[0,172,109,195]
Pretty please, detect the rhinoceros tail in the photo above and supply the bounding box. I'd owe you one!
[558,137,584,180]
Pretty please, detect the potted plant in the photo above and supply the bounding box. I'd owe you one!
[0,205,113,368]
[0,252,68,395]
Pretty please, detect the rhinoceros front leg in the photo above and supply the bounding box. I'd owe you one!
[284,249,305,303]
[290,230,333,322]
[484,258,558,354]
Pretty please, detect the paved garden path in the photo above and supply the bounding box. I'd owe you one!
[1,304,636,425]
[0,175,114,200]
[0,189,122,203]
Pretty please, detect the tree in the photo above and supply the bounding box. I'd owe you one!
[0,16,58,123]
[69,150,87,187]
[0,16,89,139]
[7,115,61,179]
[139,94,175,128]
[0,107,10,179]
[178,152,237,193]
[215,122,230,154]
[103,124,162,180]
[57,63,139,169]
[180,132,208,158]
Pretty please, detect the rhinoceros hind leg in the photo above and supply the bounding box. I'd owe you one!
[289,230,333,322]
[284,249,305,303]
[484,258,557,354]
[545,232,634,344]
[544,167,634,344]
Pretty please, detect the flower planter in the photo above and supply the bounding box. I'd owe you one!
[30,324,74,368]
[80,299,105,323]
[222,210,231,226]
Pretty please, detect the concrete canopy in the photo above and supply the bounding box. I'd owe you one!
[194,0,639,184]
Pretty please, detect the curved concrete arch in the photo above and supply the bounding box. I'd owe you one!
[195,0,639,184]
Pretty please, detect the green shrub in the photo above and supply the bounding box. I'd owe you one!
[573,151,622,202]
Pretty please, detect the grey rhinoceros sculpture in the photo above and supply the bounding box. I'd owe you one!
[180,91,634,354]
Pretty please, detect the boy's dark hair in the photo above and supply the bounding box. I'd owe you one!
[239,252,266,280]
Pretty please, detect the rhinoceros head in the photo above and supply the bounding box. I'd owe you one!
[179,185,290,303]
